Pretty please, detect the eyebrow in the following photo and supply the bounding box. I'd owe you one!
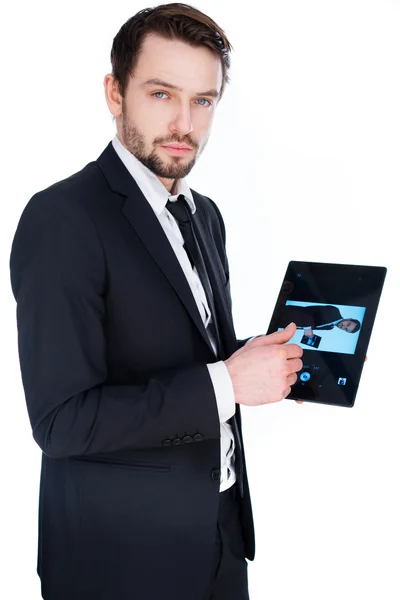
[142,77,220,98]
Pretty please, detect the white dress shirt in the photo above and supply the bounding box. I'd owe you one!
[112,135,237,492]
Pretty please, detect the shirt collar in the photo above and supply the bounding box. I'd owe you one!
[111,134,196,216]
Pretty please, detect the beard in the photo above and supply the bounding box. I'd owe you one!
[121,104,207,180]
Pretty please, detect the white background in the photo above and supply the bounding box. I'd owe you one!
[1,1,399,599]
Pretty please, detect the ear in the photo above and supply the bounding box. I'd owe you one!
[104,74,123,119]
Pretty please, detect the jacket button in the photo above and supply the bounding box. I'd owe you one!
[162,439,172,447]
[193,433,203,442]
[211,468,221,481]
[182,435,193,443]
[173,438,182,446]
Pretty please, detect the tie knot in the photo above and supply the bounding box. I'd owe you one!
[166,195,191,224]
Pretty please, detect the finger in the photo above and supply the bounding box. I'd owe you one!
[283,386,292,398]
[262,323,297,346]
[284,343,303,359]
[287,357,303,373]
[365,355,368,362]
[287,373,298,386]
[295,400,303,404]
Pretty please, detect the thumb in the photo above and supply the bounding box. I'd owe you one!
[263,322,297,346]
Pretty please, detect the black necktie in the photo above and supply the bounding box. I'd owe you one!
[166,195,222,356]
[166,195,244,498]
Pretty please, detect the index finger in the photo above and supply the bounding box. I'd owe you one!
[284,343,303,359]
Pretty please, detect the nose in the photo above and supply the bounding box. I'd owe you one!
[169,102,194,136]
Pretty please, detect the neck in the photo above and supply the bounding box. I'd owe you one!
[159,177,179,194]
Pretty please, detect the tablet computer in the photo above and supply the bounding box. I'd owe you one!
[266,261,387,407]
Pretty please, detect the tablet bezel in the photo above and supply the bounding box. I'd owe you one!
[266,261,387,407]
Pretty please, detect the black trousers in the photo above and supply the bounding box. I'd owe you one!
[204,482,250,600]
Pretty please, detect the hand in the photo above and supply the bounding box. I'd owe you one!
[295,355,369,404]
[225,323,303,406]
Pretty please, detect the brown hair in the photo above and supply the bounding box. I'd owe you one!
[110,3,233,101]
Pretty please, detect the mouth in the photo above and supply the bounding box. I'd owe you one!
[161,144,193,156]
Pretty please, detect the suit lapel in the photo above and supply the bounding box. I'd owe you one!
[190,199,238,359]
[97,143,215,355]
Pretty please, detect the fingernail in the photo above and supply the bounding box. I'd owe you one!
[285,322,294,329]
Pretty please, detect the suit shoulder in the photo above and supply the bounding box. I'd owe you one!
[14,161,107,234]
[190,188,226,238]
[26,160,103,210]
[10,161,107,259]
[190,188,221,217]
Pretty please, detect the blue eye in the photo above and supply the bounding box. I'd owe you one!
[151,92,211,107]
[197,98,211,107]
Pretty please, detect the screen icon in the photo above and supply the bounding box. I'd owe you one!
[300,334,321,348]
[338,377,347,386]
[300,372,311,382]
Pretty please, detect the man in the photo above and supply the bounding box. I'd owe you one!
[9,4,303,600]
[276,304,361,338]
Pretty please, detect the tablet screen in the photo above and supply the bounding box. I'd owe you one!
[266,261,387,407]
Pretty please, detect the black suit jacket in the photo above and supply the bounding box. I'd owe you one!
[278,304,343,330]
[9,142,255,600]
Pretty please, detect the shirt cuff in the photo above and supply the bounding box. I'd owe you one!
[206,361,236,423]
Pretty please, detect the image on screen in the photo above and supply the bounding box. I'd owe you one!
[276,300,366,355]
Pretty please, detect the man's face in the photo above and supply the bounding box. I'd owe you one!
[337,319,358,333]
[109,33,222,190]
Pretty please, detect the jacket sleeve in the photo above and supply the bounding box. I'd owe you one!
[9,191,221,459]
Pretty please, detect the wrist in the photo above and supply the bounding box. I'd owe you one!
[224,360,237,402]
